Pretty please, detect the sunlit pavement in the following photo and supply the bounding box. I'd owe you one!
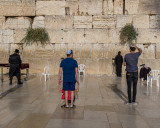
[0,75,160,128]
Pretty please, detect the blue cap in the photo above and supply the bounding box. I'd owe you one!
[130,45,135,48]
[66,50,72,55]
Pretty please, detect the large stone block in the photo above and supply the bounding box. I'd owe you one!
[74,16,92,29]
[138,0,160,15]
[81,44,91,59]
[63,29,84,44]
[79,0,103,15]
[4,17,32,29]
[137,29,160,44]
[150,15,160,29]
[2,30,14,43]
[36,1,66,16]
[103,0,108,15]
[133,15,149,28]
[125,0,139,14]
[0,44,10,58]
[0,16,5,29]
[99,59,112,75]
[156,44,160,59]
[103,44,116,59]
[108,29,120,44]
[47,29,63,43]
[66,1,79,15]
[0,30,2,43]
[45,15,73,29]
[116,15,133,28]
[22,45,36,58]
[84,29,108,44]
[143,44,155,59]
[107,0,114,15]
[34,44,54,58]
[32,16,45,28]
[92,44,102,59]
[93,16,116,28]
[114,0,123,14]
[52,44,67,59]
[14,29,27,43]
[0,0,35,16]
[139,59,160,70]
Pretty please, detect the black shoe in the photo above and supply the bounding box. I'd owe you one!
[18,81,23,84]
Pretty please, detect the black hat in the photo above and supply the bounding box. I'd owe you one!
[15,49,19,53]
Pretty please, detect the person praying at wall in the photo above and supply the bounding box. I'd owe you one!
[115,51,123,77]
[124,44,142,105]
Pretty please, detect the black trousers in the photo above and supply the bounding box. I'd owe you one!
[126,72,138,103]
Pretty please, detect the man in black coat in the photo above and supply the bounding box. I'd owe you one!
[115,51,123,77]
[9,49,23,85]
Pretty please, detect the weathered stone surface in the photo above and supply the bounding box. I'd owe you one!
[0,30,2,43]
[47,29,63,43]
[108,29,120,44]
[103,0,108,15]
[52,44,67,59]
[74,16,92,28]
[114,0,123,14]
[138,0,160,15]
[125,0,139,14]
[93,16,116,28]
[32,16,45,28]
[84,29,108,44]
[14,29,27,43]
[0,16,5,29]
[66,1,79,15]
[67,43,81,58]
[92,44,102,59]
[156,44,160,59]
[116,15,133,28]
[63,29,84,44]
[36,1,66,16]
[2,30,14,43]
[45,15,73,29]
[143,44,155,59]
[107,0,114,15]
[22,45,36,58]
[150,15,160,29]
[79,0,103,15]
[4,17,32,29]
[0,0,35,16]
[139,59,160,70]
[103,44,116,59]
[137,29,160,43]
[0,44,10,58]
[81,44,91,58]
[99,59,112,75]
[133,15,149,28]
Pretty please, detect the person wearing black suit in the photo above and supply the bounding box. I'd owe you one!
[9,49,23,85]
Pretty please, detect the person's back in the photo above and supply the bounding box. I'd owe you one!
[124,52,141,72]
[9,53,21,65]
[60,58,77,83]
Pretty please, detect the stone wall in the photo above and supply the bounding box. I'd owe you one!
[0,0,160,75]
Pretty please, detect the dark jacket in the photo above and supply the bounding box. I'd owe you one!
[9,53,22,65]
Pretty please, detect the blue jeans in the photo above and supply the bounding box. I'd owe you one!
[126,72,138,103]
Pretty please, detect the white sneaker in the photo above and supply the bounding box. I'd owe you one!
[125,102,132,106]
[132,102,138,105]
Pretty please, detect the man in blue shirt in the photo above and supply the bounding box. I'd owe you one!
[59,50,79,108]
[124,44,142,105]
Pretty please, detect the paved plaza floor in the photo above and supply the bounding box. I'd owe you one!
[0,75,160,128]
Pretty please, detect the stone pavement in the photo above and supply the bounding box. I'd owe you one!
[0,75,160,128]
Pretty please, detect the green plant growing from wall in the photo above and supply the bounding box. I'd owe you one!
[21,28,50,56]
[21,28,50,46]
[120,24,138,44]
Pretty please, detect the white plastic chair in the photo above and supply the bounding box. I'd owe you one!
[147,70,159,87]
[40,66,50,82]
[78,64,86,77]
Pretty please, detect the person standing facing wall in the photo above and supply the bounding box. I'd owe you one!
[124,45,142,105]
[115,51,123,77]
[58,50,79,108]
